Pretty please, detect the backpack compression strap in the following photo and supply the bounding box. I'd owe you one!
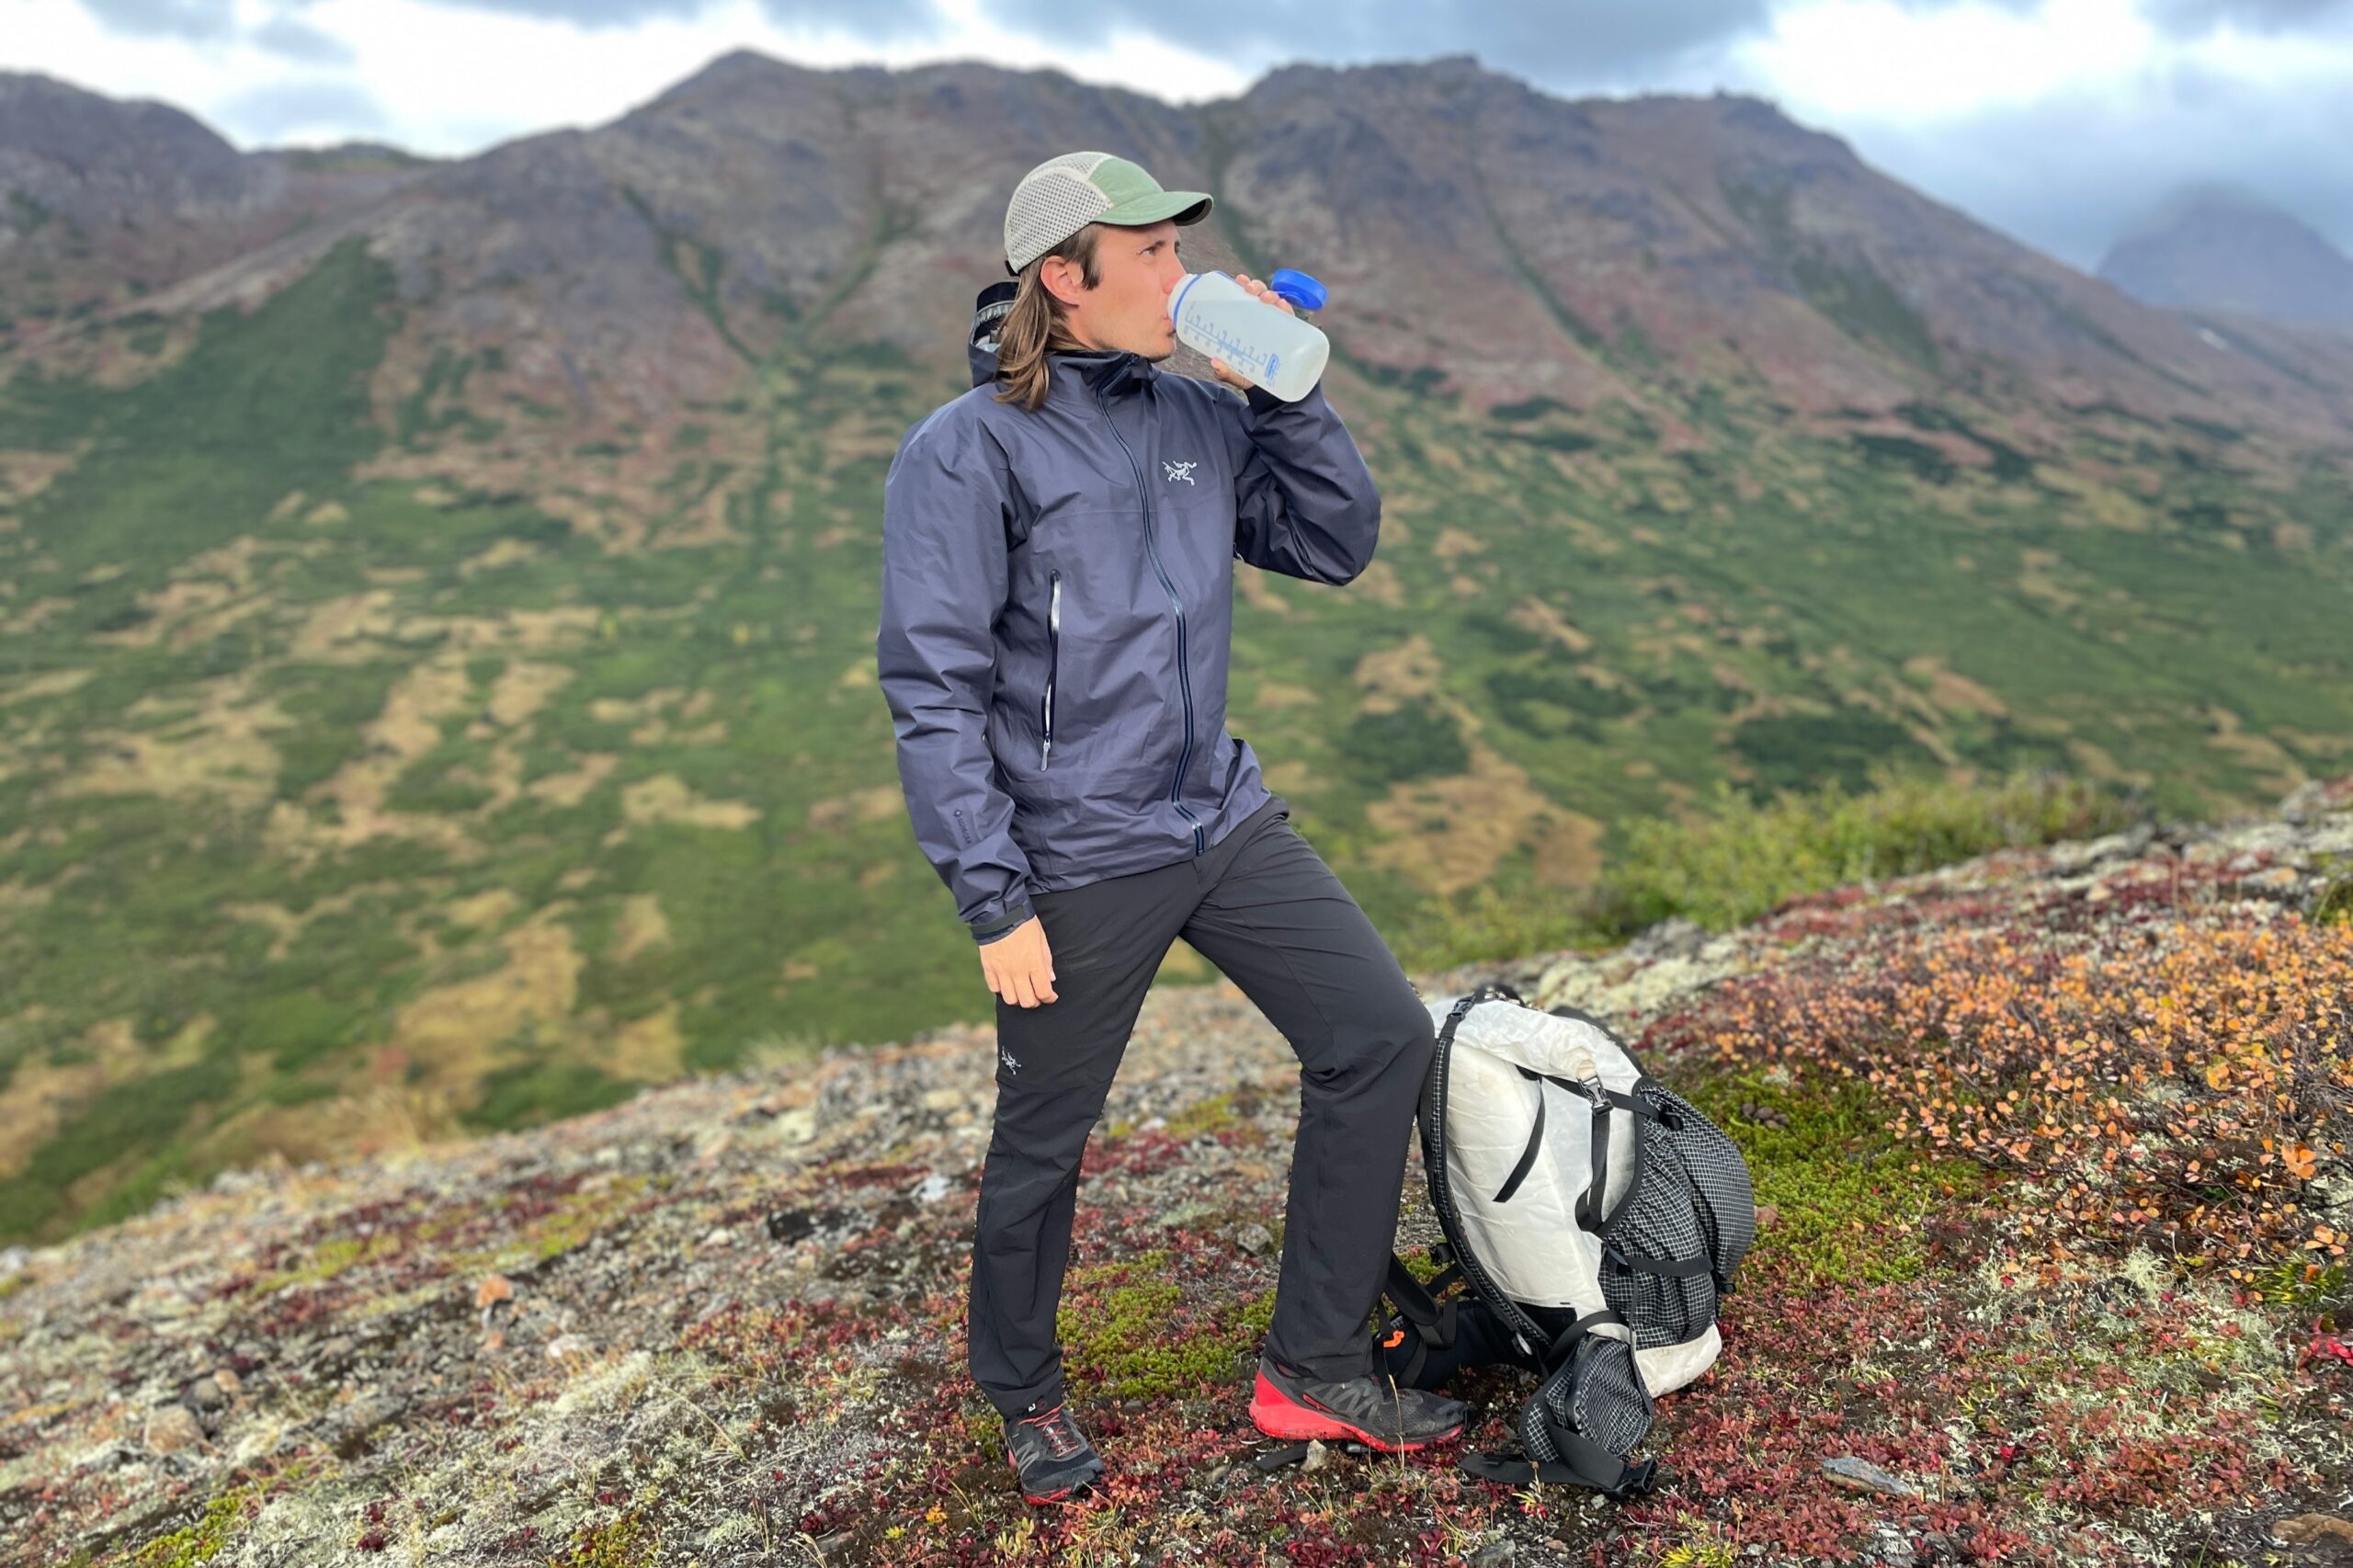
[1473,1313,1656,1502]
[1488,1064,1668,1221]
[1460,1444,1659,1499]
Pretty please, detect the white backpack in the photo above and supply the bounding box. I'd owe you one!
[1381,985,1756,1494]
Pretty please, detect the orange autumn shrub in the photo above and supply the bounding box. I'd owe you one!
[1677,915,2353,1273]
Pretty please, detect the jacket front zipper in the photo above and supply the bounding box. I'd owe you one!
[1041,570,1061,768]
[1097,382,1205,857]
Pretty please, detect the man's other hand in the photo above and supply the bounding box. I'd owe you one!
[1207,273,1299,392]
[981,915,1057,1007]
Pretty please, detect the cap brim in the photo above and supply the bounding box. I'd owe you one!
[1097,190,1213,229]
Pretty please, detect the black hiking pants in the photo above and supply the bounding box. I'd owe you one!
[967,793,1438,1417]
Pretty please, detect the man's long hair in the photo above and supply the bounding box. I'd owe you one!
[993,223,1104,413]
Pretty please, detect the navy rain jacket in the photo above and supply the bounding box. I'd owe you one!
[876,282,1383,945]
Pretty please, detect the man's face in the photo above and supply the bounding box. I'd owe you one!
[1047,220,1188,360]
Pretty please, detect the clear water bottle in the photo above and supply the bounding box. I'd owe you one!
[1167,267,1331,402]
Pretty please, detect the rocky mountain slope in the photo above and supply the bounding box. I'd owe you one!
[5,53,2353,1246]
[0,73,426,345]
[18,55,2353,440]
[4,774,2348,1566]
[2100,188,2353,335]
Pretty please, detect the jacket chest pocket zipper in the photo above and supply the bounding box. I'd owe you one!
[1041,570,1063,768]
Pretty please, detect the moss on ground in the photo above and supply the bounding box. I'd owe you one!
[441,1173,652,1273]
[251,1233,373,1295]
[123,1482,257,1568]
[2314,860,2353,926]
[1056,1250,1274,1401]
[1685,1068,1986,1287]
[1163,1092,1242,1140]
[551,1507,662,1567]
[1104,1090,1243,1142]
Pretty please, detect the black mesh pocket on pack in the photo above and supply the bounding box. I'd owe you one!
[1599,1163,1715,1345]
[1518,1332,1654,1468]
[1670,1089,1757,1278]
[1599,1085,1754,1347]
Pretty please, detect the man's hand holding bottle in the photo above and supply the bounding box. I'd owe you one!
[1203,272,1298,392]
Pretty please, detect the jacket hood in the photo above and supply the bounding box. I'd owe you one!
[967,281,1017,387]
[963,280,1154,399]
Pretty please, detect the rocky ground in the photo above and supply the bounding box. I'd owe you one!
[5,777,2352,1567]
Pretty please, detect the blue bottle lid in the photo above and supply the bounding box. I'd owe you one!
[1268,268,1328,312]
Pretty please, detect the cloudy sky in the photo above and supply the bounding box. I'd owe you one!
[6,0,2351,270]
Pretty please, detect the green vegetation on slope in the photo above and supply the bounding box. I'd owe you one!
[2,228,2350,1241]
[1597,764,2138,935]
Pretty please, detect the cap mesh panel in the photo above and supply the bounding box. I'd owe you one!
[1006,153,1113,270]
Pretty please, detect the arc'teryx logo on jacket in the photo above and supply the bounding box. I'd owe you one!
[876,283,1383,947]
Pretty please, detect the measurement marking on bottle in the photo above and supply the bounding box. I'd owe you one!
[1176,307,1273,377]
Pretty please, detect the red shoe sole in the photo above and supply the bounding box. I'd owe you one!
[1247,1371,1461,1453]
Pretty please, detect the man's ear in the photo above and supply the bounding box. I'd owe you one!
[1040,254,1091,309]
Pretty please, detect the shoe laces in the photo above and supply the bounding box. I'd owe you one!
[1019,1403,1086,1461]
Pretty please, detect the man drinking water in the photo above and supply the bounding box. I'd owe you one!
[876,150,1465,1505]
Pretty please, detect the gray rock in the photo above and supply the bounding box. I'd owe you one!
[142,1404,205,1454]
[71,1439,138,1472]
[1233,1222,1274,1256]
[1626,916,1707,960]
[1824,1455,1920,1497]
[334,1390,406,1438]
[2281,780,2330,824]
[1469,1541,1517,1568]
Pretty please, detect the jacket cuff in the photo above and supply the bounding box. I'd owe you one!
[970,897,1036,945]
[1245,379,1327,416]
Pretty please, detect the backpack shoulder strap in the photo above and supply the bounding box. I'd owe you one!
[1381,1251,1463,1387]
[1419,992,1555,1358]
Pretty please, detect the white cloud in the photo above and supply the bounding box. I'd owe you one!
[1734,0,2158,119]
[1722,0,2353,261]
[4,0,2348,266]
[5,0,1250,154]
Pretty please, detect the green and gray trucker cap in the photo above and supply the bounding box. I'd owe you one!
[1004,151,1212,273]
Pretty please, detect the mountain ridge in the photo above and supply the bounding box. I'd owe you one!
[12,52,2353,446]
[2099,185,2353,335]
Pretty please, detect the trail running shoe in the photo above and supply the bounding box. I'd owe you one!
[1249,1352,1468,1452]
[1002,1400,1104,1505]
